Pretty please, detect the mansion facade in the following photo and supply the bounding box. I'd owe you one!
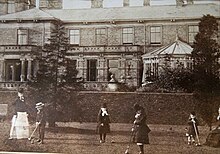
[0,0,219,90]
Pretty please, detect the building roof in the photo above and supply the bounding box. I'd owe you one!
[0,8,58,21]
[142,37,193,59]
[0,4,219,22]
[45,4,220,22]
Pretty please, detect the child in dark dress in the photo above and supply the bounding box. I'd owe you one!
[97,103,110,143]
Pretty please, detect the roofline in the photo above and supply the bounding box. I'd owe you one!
[55,16,220,24]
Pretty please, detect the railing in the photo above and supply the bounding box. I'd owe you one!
[83,81,109,91]
[0,82,27,90]
[0,45,41,53]
[68,45,142,53]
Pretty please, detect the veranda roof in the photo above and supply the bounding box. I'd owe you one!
[142,38,193,59]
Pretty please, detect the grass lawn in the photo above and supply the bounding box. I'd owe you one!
[0,122,219,154]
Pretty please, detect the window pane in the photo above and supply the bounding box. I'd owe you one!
[18,29,28,45]
[150,26,161,44]
[96,28,106,45]
[8,1,15,13]
[87,60,97,81]
[122,27,133,44]
[188,25,198,43]
[70,29,80,45]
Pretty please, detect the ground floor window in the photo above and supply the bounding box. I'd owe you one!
[5,60,21,81]
[87,59,97,81]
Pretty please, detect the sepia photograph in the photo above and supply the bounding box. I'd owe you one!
[0,0,220,154]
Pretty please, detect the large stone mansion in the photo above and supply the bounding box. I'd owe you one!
[0,0,219,90]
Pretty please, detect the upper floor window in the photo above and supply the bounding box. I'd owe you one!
[122,27,133,44]
[96,28,107,45]
[8,1,15,14]
[17,29,28,45]
[69,29,80,45]
[150,26,161,45]
[188,25,199,44]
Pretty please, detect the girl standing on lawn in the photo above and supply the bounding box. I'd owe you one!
[133,103,151,154]
[186,111,199,145]
[97,103,110,143]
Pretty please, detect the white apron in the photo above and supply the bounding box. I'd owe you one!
[14,112,29,139]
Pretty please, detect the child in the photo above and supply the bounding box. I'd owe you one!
[97,103,110,143]
[35,102,46,144]
[133,103,150,154]
[186,111,199,145]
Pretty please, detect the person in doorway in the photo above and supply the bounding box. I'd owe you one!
[97,103,110,143]
[35,102,46,144]
[186,111,199,145]
[133,103,151,154]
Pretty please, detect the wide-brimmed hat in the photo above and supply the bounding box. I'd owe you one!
[36,102,45,109]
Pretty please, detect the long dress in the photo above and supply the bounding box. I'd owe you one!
[9,98,29,139]
[97,108,110,134]
[133,107,151,144]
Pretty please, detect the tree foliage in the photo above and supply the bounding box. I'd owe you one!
[154,66,194,93]
[192,15,220,128]
[27,21,82,126]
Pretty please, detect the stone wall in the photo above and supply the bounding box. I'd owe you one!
[0,22,53,46]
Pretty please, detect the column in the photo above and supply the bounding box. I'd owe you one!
[118,57,126,83]
[123,0,129,7]
[97,57,107,82]
[143,0,150,6]
[27,59,32,80]
[77,57,85,81]
[20,59,25,82]
[0,59,4,81]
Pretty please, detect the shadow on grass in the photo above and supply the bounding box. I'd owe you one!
[3,138,47,152]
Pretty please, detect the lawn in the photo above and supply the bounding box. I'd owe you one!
[0,122,219,154]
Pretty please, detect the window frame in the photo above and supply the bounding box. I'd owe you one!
[150,26,162,45]
[95,28,107,46]
[188,25,199,44]
[87,59,97,81]
[7,0,15,14]
[69,29,80,46]
[17,29,28,45]
[122,27,134,45]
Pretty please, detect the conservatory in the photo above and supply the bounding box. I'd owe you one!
[142,37,193,83]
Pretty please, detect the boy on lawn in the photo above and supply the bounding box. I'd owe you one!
[35,102,46,144]
[186,111,199,145]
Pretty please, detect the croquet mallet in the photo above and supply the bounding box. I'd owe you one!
[125,127,135,154]
[28,122,39,141]
[192,120,201,146]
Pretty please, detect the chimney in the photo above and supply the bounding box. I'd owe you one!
[0,0,8,15]
[123,0,129,7]
[35,0,39,8]
[187,0,194,4]
[176,0,184,6]
[91,0,103,8]
[143,0,150,6]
